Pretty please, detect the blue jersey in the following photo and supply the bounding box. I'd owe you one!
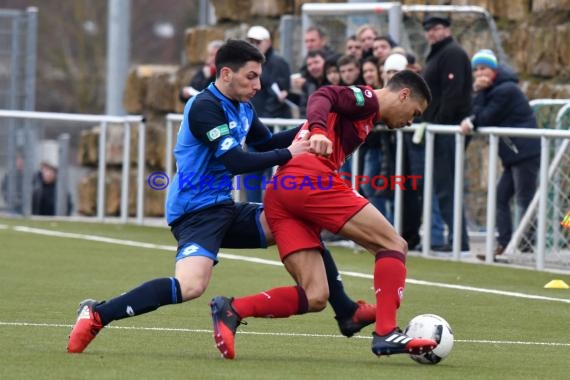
[165,83,270,224]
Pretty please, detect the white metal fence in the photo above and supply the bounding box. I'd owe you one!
[0,110,144,222]
[1,106,569,271]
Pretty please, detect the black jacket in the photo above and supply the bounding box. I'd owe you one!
[251,47,292,118]
[422,36,472,125]
[471,65,540,165]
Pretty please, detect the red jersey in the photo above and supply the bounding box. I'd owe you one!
[285,85,380,173]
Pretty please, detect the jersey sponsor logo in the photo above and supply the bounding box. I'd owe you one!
[349,85,365,106]
[206,124,230,141]
[220,136,235,151]
[364,89,373,98]
[228,121,237,129]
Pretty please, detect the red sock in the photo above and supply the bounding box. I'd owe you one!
[232,286,308,318]
[374,251,406,336]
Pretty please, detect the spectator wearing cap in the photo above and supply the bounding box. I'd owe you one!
[460,49,540,259]
[382,53,408,83]
[246,25,292,119]
[244,25,294,203]
[421,15,473,254]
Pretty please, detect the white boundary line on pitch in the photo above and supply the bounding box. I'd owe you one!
[1,321,569,347]
[7,225,570,305]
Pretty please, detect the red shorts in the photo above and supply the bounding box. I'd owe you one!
[264,158,369,261]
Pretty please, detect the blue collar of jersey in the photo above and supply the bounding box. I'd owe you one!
[207,83,240,110]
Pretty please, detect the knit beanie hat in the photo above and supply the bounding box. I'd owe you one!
[383,53,408,72]
[471,49,498,70]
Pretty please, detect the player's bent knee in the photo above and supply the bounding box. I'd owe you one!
[397,237,408,255]
[178,281,208,301]
[380,233,408,255]
[308,292,329,312]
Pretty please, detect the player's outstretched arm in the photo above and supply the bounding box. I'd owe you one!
[217,143,309,175]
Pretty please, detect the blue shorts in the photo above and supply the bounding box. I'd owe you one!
[170,202,266,263]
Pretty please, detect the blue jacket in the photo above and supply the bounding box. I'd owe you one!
[471,65,540,165]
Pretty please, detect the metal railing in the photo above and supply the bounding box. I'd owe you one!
[3,108,570,270]
[0,110,145,223]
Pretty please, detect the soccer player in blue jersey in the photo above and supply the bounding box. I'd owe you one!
[67,39,375,354]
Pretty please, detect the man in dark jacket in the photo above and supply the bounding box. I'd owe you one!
[460,49,540,258]
[421,15,472,253]
[248,25,293,119]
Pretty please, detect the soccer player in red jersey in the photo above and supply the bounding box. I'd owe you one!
[211,70,438,359]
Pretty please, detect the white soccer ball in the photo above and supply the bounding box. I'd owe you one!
[404,314,454,365]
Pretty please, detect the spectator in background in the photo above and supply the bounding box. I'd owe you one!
[247,26,292,119]
[337,54,363,86]
[421,15,473,254]
[372,35,396,65]
[359,56,391,219]
[1,149,24,214]
[405,52,422,73]
[356,24,378,59]
[460,49,540,260]
[382,53,446,250]
[179,40,223,104]
[337,54,364,184]
[324,58,341,86]
[345,34,363,61]
[293,26,341,92]
[303,26,339,61]
[361,56,382,89]
[245,25,293,203]
[299,50,328,117]
[32,161,72,216]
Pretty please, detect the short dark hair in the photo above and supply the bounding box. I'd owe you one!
[215,39,265,77]
[361,55,379,67]
[375,35,397,48]
[337,54,359,68]
[306,49,326,60]
[386,70,432,104]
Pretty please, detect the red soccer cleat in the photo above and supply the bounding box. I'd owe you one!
[67,299,103,353]
[210,296,243,359]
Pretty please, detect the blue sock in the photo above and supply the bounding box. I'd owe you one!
[95,277,182,326]
[322,247,357,319]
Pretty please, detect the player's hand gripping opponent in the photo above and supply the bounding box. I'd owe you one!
[308,133,333,157]
[287,137,312,157]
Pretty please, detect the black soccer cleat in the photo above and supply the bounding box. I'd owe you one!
[336,300,376,337]
[371,328,438,356]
